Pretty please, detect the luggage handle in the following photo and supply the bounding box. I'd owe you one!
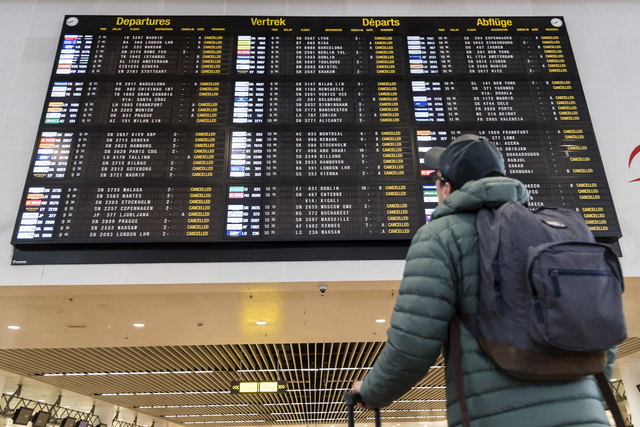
[344,392,381,427]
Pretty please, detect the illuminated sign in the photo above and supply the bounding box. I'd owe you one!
[230,380,287,394]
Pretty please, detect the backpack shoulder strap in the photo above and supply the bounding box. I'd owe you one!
[595,371,625,427]
[450,316,471,427]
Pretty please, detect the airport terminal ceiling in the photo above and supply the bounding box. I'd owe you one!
[2,11,637,427]
[1,279,640,427]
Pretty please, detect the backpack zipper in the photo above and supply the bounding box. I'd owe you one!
[533,296,543,323]
[492,258,505,315]
[549,269,612,297]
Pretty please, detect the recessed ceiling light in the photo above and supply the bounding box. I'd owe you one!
[7,325,20,330]
[133,323,145,328]
[256,321,267,325]
[375,319,386,323]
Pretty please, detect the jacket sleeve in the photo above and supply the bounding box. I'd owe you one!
[358,221,462,408]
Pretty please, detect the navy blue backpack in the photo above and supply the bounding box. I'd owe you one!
[450,203,626,427]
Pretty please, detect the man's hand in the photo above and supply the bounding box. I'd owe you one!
[351,381,376,410]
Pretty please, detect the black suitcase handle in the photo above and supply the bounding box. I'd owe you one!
[343,392,381,427]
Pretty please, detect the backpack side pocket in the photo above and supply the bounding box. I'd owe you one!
[526,242,626,352]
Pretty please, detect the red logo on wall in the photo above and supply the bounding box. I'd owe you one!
[630,145,640,182]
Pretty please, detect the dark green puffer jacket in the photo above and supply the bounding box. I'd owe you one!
[359,177,615,427]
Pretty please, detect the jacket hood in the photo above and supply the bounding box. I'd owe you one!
[432,177,529,220]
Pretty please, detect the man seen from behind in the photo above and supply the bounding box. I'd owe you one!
[352,134,616,427]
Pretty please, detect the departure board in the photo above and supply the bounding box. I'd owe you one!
[11,15,622,264]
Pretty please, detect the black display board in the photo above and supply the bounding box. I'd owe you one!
[11,15,622,264]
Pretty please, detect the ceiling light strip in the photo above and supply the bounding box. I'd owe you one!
[275,419,347,423]
[183,421,266,424]
[263,402,342,406]
[98,391,228,396]
[164,414,259,418]
[136,404,250,409]
[40,364,437,377]
[270,411,347,415]
[98,386,354,396]
[367,416,447,420]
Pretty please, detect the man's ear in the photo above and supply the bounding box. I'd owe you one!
[442,182,453,198]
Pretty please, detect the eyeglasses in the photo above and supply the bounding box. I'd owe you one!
[429,171,447,184]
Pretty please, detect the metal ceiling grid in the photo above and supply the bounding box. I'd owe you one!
[0,342,446,426]
[1,338,639,426]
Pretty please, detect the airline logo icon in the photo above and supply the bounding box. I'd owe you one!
[630,145,640,182]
